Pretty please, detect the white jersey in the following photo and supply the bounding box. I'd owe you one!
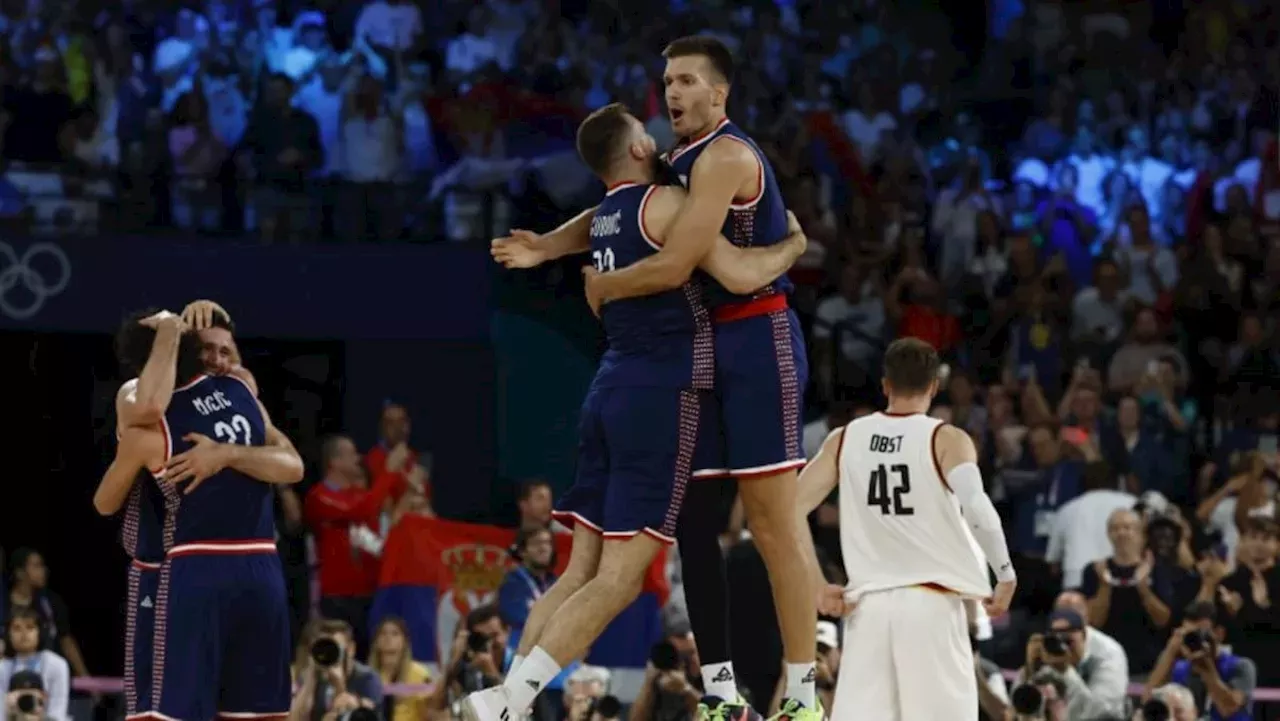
[837,412,992,601]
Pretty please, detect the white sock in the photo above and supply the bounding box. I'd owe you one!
[502,646,560,712]
[784,662,816,708]
[701,661,738,700]
[508,653,525,676]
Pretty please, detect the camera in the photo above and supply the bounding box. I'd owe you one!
[340,708,378,721]
[589,695,622,720]
[1010,684,1043,716]
[15,692,39,714]
[1042,632,1068,657]
[1140,698,1171,721]
[467,631,492,655]
[1183,628,1213,653]
[649,641,679,672]
[311,636,343,667]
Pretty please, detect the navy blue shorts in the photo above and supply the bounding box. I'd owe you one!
[693,307,808,479]
[125,560,160,720]
[152,546,292,720]
[555,386,711,543]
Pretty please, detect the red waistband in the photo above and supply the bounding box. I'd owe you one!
[131,559,162,570]
[712,293,788,323]
[167,540,278,558]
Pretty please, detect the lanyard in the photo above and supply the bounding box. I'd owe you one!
[513,567,545,600]
[1038,467,1063,508]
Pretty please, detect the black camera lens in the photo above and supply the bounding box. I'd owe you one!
[346,708,378,721]
[649,641,679,671]
[311,637,342,666]
[593,695,621,719]
[1183,629,1211,653]
[16,694,37,714]
[1140,698,1171,721]
[1010,684,1044,715]
[1042,632,1067,656]
[467,631,491,654]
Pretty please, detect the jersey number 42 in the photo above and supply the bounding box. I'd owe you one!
[867,464,914,516]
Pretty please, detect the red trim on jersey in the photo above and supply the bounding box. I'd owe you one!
[734,459,806,480]
[638,186,663,249]
[131,559,161,570]
[166,540,277,558]
[712,135,766,208]
[712,293,787,323]
[605,181,642,195]
[930,422,952,492]
[174,374,208,392]
[668,116,731,163]
[916,582,958,595]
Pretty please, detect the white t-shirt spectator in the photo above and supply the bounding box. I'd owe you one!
[1047,489,1137,589]
[354,0,423,52]
[813,285,886,366]
[1064,153,1114,216]
[1070,287,1129,343]
[841,108,897,163]
[1115,245,1177,306]
[341,114,399,183]
[1121,157,1173,217]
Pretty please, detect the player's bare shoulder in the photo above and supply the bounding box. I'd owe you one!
[932,422,978,475]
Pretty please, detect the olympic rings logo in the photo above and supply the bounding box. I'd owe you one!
[0,242,71,321]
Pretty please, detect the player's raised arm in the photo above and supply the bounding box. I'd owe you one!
[119,311,188,428]
[491,208,598,269]
[701,210,807,294]
[933,424,1018,614]
[589,138,753,301]
[94,426,166,515]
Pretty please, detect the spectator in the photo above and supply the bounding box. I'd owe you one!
[813,264,887,395]
[498,526,571,721]
[1069,258,1130,349]
[1108,395,1178,498]
[1053,591,1130,716]
[447,604,510,697]
[289,618,384,721]
[354,0,425,57]
[1107,308,1188,395]
[0,609,70,721]
[363,403,429,507]
[368,616,431,721]
[1214,518,1280,687]
[242,73,323,242]
[1140,683,1197,721]
[1196,452,1269,561]
[5,550,87,678]
[337,72,404,242]
[1014,607,1126,721]
[1009,423,1083,612]
[304,435,402,657]
[1037,164,1098,290]
[517,479,553,531]
[1145,602,1254,720]
[1080,509,1174,675]
[2,47,74,163]
[1111,205,1178,307]
[1047,461,1135,589]
[168,90,226,232]
[563,665,611,721]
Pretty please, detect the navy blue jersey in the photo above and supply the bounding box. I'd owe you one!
[665,118,793,307]
[159,374,273,547]
[591,182,713,389]
[122,479,167,563]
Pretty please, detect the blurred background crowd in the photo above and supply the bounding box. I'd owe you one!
[3,0,1280,719]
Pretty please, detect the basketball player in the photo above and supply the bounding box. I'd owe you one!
[465,105,807,721]
[496,36,818,719]
[795,338,1017,720]
[101,309,305,721]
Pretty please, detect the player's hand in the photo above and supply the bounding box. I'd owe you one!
[385,442,410,473]
[816,583,852,617]
[582,266,604,318]
[165,433,231,493]
[983,579,1016,618]
[180,300,231,330]
[139,310,188,333]
[491,229,547,269]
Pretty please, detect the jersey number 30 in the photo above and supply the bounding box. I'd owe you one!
[592,248,616,272]
[213,414,253,446]
[867,464,913,516]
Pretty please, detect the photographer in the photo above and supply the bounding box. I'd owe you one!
[1008,673,1069,721]
[2,671,50,721]
[447,604,510,699]
[1133,684,1196,721]
[1144,602,1255,720]
[1014,609,1127,720]
[564,666,611,721]
[288,619,384,721]
[0,609,68,721]
[629,642,699,721]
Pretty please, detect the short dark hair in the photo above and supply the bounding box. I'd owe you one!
[517,478,550,502]
[515,525,550,550]
[6,607,39,629]
[316,617,354,640]
[466,603,502,631]
[9,547,38,577]
[576,103,634,177]
[662,35,735,84]
[207,312,235,335]
[319,435,352,469]
[1184,600,1217,624]
[1240,517,1279,539]
[114,308,205,381]
[881,338,941,395]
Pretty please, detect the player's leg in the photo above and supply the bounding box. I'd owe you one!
[831,591,900,721]
[512,524,602,659]
[219,554,293,720]
[124,563,159,720]
[151,557,223,721]
[892,587,978,721]
[717,310,818,712]
[468,387,697,721]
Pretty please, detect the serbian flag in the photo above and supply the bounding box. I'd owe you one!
[370,515,669,668]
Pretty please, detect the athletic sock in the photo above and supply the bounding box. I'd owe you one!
[784,662,816,708]
[502,646,560,712]
[508,653,525,675]
[700,661,738,701]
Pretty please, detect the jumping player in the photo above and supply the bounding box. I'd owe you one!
[102,309,305,721]
[570,36,818,719]
[795,338,1017,720]
[466,104,807,721]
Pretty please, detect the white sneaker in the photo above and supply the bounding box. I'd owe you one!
[461,686,514,721]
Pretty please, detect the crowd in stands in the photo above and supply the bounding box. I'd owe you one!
[5,0,1280,719]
